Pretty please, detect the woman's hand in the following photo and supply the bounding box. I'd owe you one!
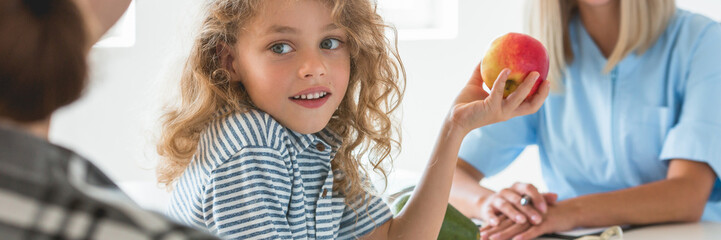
[449,63,550,134]
[480,183,558,226]
[480,201,577,240]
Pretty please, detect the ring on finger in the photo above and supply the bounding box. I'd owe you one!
[520,194,532,206]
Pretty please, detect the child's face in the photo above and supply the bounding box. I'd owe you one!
[231,0,350,134]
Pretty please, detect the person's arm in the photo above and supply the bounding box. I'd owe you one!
[450,158,556,226]
[447,87,555,227]
[449,158,494,220]
[375,116,479,239]
[361,65,550,239]
[565,159,716,226]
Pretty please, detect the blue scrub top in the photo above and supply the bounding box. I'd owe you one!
[459,9,721,221]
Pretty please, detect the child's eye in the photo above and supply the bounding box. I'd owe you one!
[270,43,293,54]
[320,38,341,50]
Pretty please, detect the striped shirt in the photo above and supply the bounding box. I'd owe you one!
[0,124,217,240]
[168,109,392,239]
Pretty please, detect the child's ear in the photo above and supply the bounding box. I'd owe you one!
[217,42,239,80]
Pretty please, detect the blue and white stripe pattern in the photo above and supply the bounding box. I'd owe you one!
[168,108,392,239]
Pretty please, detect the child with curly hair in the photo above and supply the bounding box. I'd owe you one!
[157,0,549,239]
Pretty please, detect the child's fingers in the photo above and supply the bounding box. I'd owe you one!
[517,80,550,115]
[468,63,484,86]
[528,80,551,111]
[488,68,511,103]
[505,72,540,109]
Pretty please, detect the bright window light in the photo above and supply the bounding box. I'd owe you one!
[378,0,459,40]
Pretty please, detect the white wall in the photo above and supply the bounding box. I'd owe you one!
[51,0,204,183]
[49,0,721,209]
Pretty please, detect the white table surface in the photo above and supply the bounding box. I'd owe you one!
[538,222,721,240]
[119,179,721,240]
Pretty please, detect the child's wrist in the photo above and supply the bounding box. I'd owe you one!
[442,118,470,138]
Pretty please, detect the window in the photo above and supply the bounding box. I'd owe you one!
[377,0,459,40]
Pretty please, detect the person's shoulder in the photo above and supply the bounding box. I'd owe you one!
[666,9,720,43]
[212,108,287,148]
[0,125,104,184]
[653,8,721,64]
[199,108,288,165]
[0,124,67,158]
[0,126,219,239]
[673,9,718,28]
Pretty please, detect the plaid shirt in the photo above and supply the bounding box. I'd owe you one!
[0,125,218,240]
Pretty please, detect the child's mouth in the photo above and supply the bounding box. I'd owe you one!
[290,91,328,100]
[289,92,331,109]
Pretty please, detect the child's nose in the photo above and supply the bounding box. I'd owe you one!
[298,51,326,79]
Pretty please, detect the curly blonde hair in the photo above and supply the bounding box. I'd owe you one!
[157,0,405,204]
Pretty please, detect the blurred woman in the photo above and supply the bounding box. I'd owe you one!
[449,0,721,239]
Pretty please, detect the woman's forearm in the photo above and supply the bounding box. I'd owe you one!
[567,160,716,227]
[384,120,470,239]
[449,160,495,219]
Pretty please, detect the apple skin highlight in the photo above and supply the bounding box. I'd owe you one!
[481,32,549,98]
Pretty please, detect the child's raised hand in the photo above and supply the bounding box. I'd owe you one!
[449,63,550,133]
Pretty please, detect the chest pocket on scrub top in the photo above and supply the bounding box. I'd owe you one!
[620,105,671,162]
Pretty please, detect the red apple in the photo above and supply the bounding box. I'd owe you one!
[481,32,549,98]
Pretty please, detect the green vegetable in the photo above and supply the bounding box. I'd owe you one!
[392,193,481,240]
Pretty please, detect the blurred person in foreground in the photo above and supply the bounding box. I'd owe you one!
[0,0,216,238]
